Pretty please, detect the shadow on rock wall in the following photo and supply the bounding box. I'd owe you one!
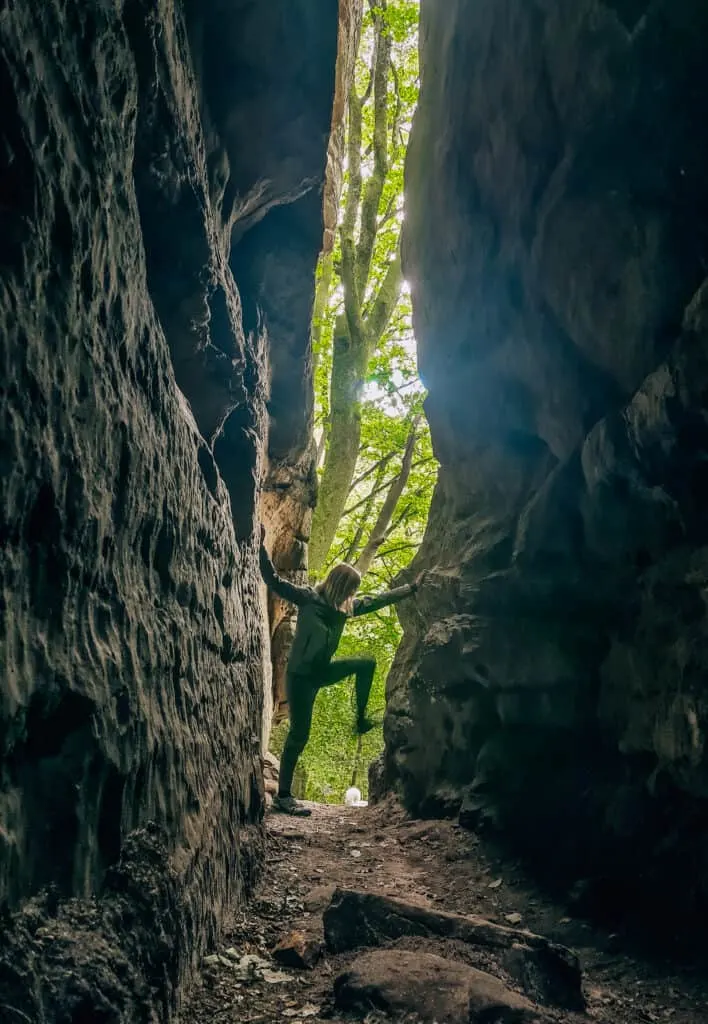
[0,0,338,1017]
[381,0,708,935]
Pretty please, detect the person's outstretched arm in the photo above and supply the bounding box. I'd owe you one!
[352,575,422,617]
[258,527,317,607]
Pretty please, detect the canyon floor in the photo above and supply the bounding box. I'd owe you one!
[181,801,708,1023]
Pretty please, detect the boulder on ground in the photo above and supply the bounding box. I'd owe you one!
[335,949,543,1023]
[323,888,583,1010]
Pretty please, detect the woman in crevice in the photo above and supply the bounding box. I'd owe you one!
[259,526,422,816]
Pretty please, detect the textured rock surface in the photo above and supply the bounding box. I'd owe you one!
[323,887,583,1011]
[200,0,343,730]
[0,0,337,1015]
[387,0,708,905]
[335,949,540,1023]
[0,824,261,1022]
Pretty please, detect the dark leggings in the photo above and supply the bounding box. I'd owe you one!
[278,657,376,797]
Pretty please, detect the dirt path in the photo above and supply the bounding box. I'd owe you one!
[181,801,708,1023]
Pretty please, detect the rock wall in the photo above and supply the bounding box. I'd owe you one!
[0,0,337,1017]
[386,0,708,909]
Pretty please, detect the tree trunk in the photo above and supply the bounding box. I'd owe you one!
[309,316,369,572]
[354,417,419,576]
[311,250,335,372]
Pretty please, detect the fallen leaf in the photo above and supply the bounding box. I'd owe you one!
[213,952,291,984]
[283,1006,319,1019]
[488,878,503,889]
[262,968,291,984]
[272,930,322,969]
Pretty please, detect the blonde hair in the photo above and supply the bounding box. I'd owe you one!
[316,563,361,613]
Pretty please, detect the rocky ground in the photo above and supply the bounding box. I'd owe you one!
[181,801,708,1023]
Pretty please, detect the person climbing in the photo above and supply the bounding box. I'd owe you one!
[259,525,423,817]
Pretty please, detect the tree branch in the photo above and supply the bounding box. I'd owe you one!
[343,470,400,518]
[373,540,418,559]
[365,246,402,351]
[377,195,402,230]
[350,452,394,491]
[354,416,420,575]
[344,458,389,563]
[346,460,433,524]
[389,57,403,153]
[340,79,365,342]
[311,251,334,371]
[355,0,392,295]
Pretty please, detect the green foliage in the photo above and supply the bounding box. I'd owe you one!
[312,0,419,443]
[274,0,434,803]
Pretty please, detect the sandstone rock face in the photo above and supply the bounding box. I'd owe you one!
[389,0,708,896]
[335,949,540,1024]
[0,0,336,1015]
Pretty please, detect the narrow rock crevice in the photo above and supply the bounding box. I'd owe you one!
[4,0,708,1020]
